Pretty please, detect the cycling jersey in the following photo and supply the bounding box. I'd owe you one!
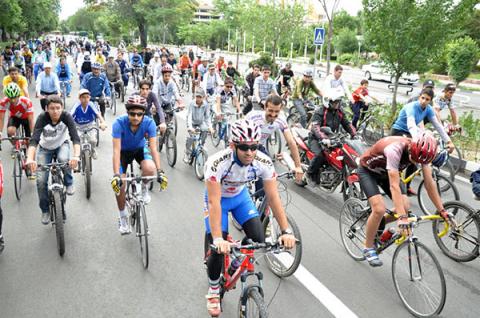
[112,114,156,151]
[81,73,111,98]
[70,101,101,126]
[179,56,191,70]
[204,148,277,198]
[22,51,33,64]
[130,54,144,67]
[0,96,33,119]
[245,110,288,147]
[360,136,411,174]
[2,76,28,96]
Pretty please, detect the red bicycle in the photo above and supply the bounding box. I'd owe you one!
[208,237,283,317]
[1,135,31,200]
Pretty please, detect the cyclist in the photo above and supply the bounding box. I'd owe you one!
[214,77,240,117]
[153,53,172,82]
[433,83,459,129]
[245,94,304,184]
[116,51,130,89]
[137,79,166,134]
[104,54,124,98]
[148,52,161,82]
[36,62,61,111]
[242,64,261,115]
[183,89,213,164]
[322,65,353,103]
[12,50,25,75]
[351,79,379,128]
[2,66,29,98]
[196,55,210,84]
[291,69,323,128]
[203,119,296,316]
[408,79,435,103]
[305,92,356,185]
[70,89,107,160]
[191,54,203,96]
[225,61,240,82]
[94,47,106,65]
[32,44,47,80]
[130,48,144,74]
[216,55,226,73]
[152,64,184,114]
[167,53,177,70]
[1,46,14,73]
[22,46,33,78]
[276,62,294,95]
[25,96,80,225]
[358,132,439,266]
[178,51,192,78]
[253,65,278,109]
[391,87,454,196]
[110,95,168,234]
[81,62,111,118]
[79,52,92,82]
[55,57,73,98]
[141,47,153,77]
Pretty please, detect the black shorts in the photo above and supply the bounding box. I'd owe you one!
[7,117,31,137]
[120,147,152,174]
[358,166,406,199]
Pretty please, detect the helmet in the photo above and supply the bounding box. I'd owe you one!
[91,62,102,69]
[410,131,438,164]
[125,95,147,111]
[303,69,314,77]
[230,119,261,143]
[3,83,21,99]
[161,64,173,73]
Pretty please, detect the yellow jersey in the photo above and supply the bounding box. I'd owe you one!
[2,76,28,96]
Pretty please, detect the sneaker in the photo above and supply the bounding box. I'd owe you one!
[0,235,5,254]
[407,187,417,196]
[66,185,75,195]
[183,153,191,164]
[206,293,221,317]
[142,186,151,204]
[118,216,131,235]
[41,212,50,225]
[363,248,383,267]
[92,149,98,160]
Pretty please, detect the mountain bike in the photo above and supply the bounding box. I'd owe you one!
[1,134,32,200]
[131,65,143,90]
[77,126,99,199]
[340,198,447,317]
[185,128,208,180]
[212,112,236,149]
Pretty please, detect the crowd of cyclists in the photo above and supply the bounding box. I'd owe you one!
[1,35,479,317]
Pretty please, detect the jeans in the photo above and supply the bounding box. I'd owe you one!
[293,99,313,128]
[59,79,72,96]
[185,128,208,156]
[36,143,73,213]
[34,63,44,80]
[351,101,367,129]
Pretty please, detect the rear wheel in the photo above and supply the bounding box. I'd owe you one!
[166,130,177,167]
[238,287,268,318]
[137,204,149,268]
[13,152,23,200]
[83,151,92,199]
[362,117,384,146]
[53,191,65,256]
[418,174,459,215]
[194,149,207,180]
[339,198,368,261]
[212,122,222,147]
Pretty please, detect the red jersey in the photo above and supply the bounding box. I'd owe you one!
[360,136,411,174]
[0,96,33,119]
[352,86,368,103]
[192,59,202,77]
[179,56,192,70]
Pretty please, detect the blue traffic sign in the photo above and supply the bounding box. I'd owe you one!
[314,28,325,45]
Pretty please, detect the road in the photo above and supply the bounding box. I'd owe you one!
[0,58,478,318]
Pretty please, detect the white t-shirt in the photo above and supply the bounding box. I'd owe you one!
[245,110,288,147]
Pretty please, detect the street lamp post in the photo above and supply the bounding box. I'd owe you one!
[356,35,364,63]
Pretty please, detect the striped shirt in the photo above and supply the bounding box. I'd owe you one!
[253,77,276,101]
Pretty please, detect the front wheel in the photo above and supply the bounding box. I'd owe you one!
[339,198,368,261]
[417,174,459,215]
[13,152,23,200]
[166,130,177,167]
[392,240,446,317]
[266,130,282,159]
[83,151,92,199]
[238,287,268,318]
[194,149,208,180]
[137,204,149,268]
[53,191,65,256]
[212,122,222,148]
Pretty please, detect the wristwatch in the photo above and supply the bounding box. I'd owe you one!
[281,228,293,235]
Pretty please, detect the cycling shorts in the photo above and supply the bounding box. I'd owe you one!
[204,187,259,234]
[358,166,406,199]
[119,145,152,174]
[8,117,31,137]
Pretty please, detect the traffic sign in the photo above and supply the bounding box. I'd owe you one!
[314,28,325,45]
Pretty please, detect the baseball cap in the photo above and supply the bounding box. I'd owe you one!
[423,79,435,88]
[195,89,205,97]
[78,89,90,97]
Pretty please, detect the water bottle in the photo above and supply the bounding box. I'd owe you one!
[228,255,243,276]
[379,227,395,243]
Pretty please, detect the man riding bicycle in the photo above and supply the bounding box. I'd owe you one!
[202,63,224,97]
[253,65,278,109]
[2,66,29,98]
[291,69,323,128]
[55,57,73,98]
[81,62,111,118]
[203,119,296,317]
[25,96,80,225]
[12,50,25,75]
[36,62,60,111]
[110,95,168,234]
[214,77,240,117]
[137,79,166,134]
[276,62,294,95]
[152,64,184,115]
[104,54,124,98]
[433,83,459,130]
[242,64,261,115]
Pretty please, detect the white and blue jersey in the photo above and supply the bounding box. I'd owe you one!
[70,101,100,127]
[112,114,157,151]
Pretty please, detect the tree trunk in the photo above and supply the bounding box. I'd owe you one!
[390,72,401,127]
[138,22,147,48]
[272,39,277,64]
[326,20,333,75]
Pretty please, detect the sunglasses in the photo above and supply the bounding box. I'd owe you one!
[236,143,259,152]
[128,111,145,117]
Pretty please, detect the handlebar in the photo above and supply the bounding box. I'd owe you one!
[120,175,157,182]
[37,162,70,171]
[209,240,282,253]
[0,137,30,141]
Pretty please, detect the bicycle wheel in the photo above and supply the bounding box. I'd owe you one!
[286,113,299,128]
[263,212,302,277]
[432,201,480,262]
[166,130,177,167]
[342,179,364,202]
[136,204,149,268]
[212,122,222,147]
[448,146,462,175]
[194,149,208,180]
[238,287,268,318]
[339,198,368,261]
[13,152,23,200]
[83,150,92,199]
[53,191,65,256]
[362,117,384,146]
[112,94,117,115]
[266,130,282,158]
[392,239,446,317]
[418,174,459,215]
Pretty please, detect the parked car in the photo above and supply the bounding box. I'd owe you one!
[362,61,419,85]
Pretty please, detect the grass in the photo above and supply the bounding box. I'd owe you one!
[459,85,480,92]
[468,73,480,80]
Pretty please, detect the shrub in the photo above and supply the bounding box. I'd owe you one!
[337,53,355,65]
[248,53,279,77]
[446,37,480,84]
[309,56,315,65]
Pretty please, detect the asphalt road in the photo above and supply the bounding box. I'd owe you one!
[0,58,478,318]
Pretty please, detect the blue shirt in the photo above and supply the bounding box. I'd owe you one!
[56,62,72,80]
[392,101,435,132]
[81,72,111,98]
[35,71,60,94]
[70,101,100,126]
[130,53,144,67]
[112,114,156,151]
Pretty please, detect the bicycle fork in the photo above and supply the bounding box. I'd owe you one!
[239,271,265,314]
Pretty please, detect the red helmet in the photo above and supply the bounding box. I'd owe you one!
[410,131,437,164]
[161,64,173,74]
[125,95,147,111]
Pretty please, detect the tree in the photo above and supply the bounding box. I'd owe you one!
[446,37,480,84]
[18,0,61,38]
[333,10,359,33]
[363,0,455,112]
[334,28,357,55]
[0,0,25,41]
[318,0,341,75]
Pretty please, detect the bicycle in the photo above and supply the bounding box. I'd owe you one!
[180,69,191,93]
[77,126,99,199]
[185,128,209,180]
[346,102,385,146]
[286,98,319,128]
[339,198,447,317]
[212,111,236,149]
[59,80,68,108]
[37,161,70,257]
[208,239,284,317]
[108,82,117,115]
[157,107,180,167]
[25,64,33,85]
[131,65,143,90]
[122,165,157,268]
[265,130,282,161]
[0,134,31,200]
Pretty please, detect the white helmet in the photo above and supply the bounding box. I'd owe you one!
[230,119,261,143]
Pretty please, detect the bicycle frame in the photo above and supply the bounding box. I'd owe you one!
[222,248,261,293]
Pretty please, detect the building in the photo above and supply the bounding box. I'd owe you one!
[193,1,223,23]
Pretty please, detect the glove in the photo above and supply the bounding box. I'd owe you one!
[111,174,122,195]
[157,170,168,190]
[321,139,331,147]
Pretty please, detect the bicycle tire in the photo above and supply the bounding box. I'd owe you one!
[342,179,364,202]
[362,117,384,146]
[266,130,282,158]
[173,113,178,136]
[212,122,222,147]
[53,191,65,256]
[166,130,177,167]
[418,174,459,215]
[137,204,149,268]
[391,239,446,317]
[14,152,23,200]
[238,287,268,318]
[95,123,100,147]
[157,129,164,153]
[83,150,92,199]
[112,94,117,115]
[286,113,299,128]
[432,201,480,262]
[339,198,368,261]
[263,212,302,277]
[194,149,207,180]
